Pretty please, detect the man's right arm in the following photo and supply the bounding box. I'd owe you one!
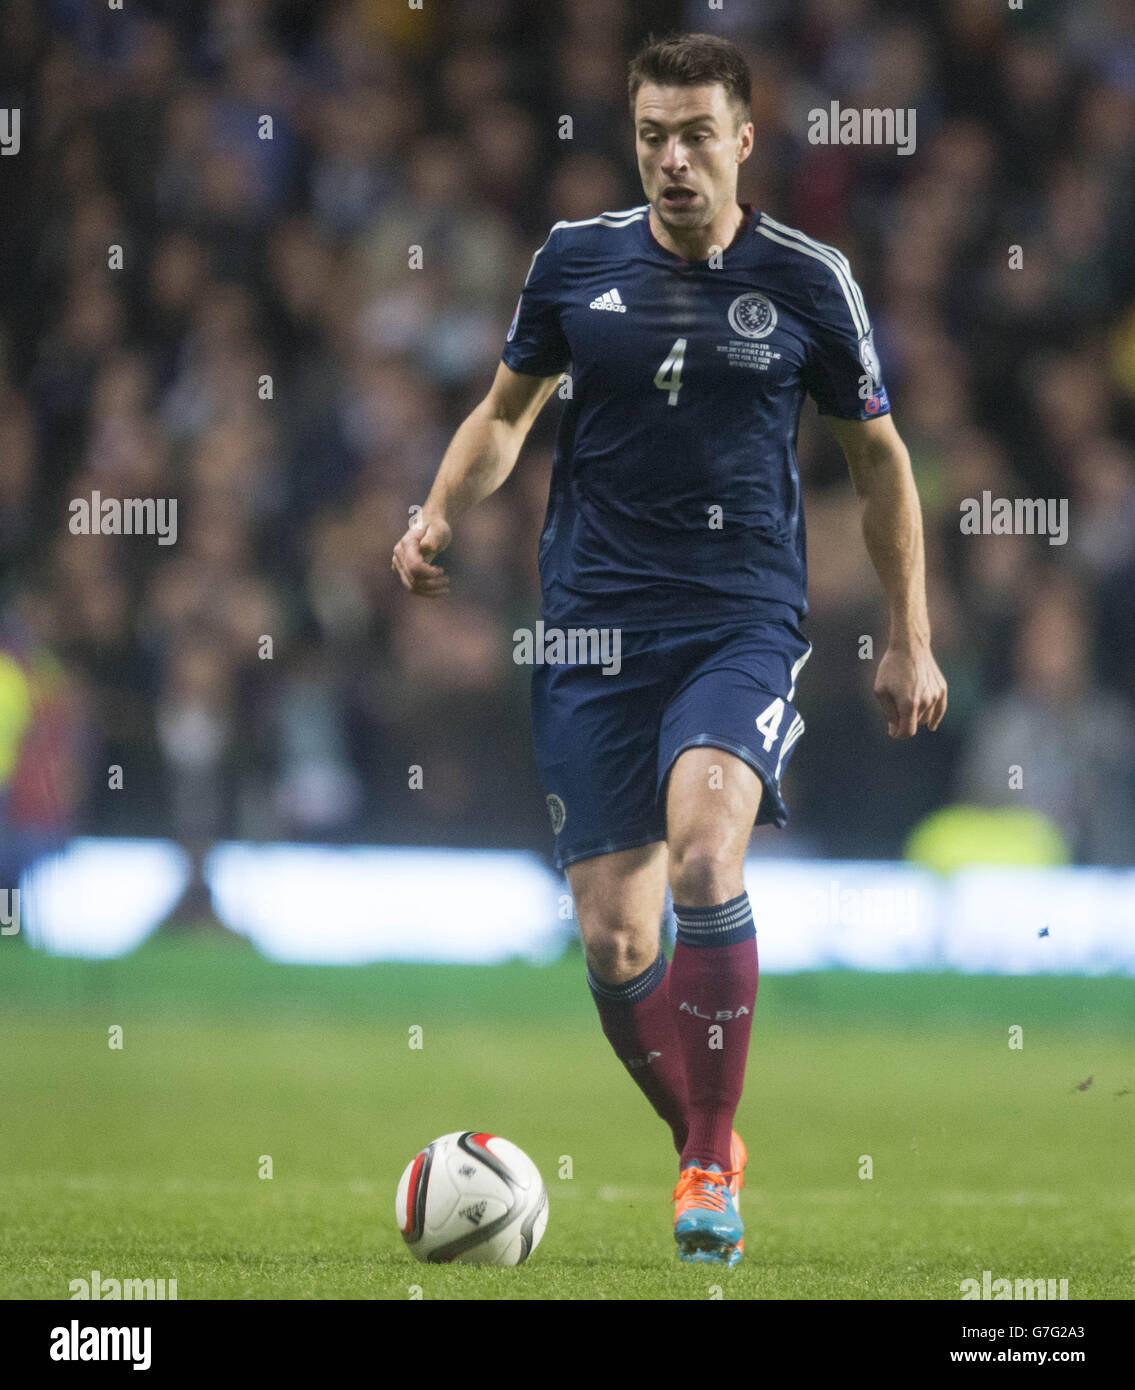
[391,362,562,597]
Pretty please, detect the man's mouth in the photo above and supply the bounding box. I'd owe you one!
[661,186,697,207]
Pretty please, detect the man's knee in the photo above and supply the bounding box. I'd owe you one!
[665,750,760,905]
[577,907,660,986]
[667,838,743,907]
[568,845,667,985]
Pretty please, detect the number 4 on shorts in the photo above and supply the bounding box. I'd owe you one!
[754,696,785,752]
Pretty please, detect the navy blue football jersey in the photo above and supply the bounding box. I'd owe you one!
[501,204,890,631]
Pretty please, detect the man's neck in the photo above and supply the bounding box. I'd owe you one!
[649,199,747,263]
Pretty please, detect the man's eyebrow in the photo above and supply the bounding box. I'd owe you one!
[636,115,718,129]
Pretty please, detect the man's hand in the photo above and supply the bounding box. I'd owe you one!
[391,513,452,597]
[874,644,947,739]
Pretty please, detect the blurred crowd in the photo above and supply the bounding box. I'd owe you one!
[1,0,1134,875]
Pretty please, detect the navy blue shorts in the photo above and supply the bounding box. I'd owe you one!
[530,618,812,872]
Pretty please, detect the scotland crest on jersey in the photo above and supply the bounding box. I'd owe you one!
[727,292,778,340]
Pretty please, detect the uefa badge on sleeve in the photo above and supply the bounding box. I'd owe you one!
[858,330,881,388]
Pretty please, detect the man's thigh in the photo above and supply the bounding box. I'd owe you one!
[657,618,811,835]
[665,746,763,868]
[566,841,669,933]
[530,635,674,872]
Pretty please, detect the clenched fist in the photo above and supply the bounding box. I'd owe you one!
[391,514,452,597]
[874,644,947,739]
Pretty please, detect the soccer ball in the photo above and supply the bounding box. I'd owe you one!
[395,1131,548,1265]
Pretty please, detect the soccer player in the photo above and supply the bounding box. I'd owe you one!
[392,32,947,1265]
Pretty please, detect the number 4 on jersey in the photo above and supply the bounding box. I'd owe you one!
[754,696,786,752]
[654,338,687,405]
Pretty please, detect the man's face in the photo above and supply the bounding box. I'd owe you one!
[634,82,752,229]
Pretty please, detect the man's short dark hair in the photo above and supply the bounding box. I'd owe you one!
[627,32,752,128]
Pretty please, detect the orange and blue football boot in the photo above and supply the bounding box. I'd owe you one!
[728,1127,747,1214]
[672,1130,747,1265]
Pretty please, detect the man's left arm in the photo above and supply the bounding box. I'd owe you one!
[824,413,948,740]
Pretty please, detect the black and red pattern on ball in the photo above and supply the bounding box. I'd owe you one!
[423,1132,525,1264]
[458,1132,514,1185]
[401,1144,434,1243]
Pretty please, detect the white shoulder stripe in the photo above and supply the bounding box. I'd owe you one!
[758,219,867,337]
[522,234,554,284]
[759,213,867,326]
[551,205,649,231]
[757,215,868,338]
[760,212,856,274]
[524,208,646,283]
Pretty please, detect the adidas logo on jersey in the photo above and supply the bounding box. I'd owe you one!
[589,288,626,312]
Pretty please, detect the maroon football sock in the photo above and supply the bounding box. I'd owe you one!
[587,950,689,1154]
[668,893,758,1172]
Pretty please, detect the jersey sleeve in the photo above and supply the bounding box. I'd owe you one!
[500,224,571,377]
[801,255,890,420]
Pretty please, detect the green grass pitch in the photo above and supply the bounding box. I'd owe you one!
[1,937,1132,1300]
